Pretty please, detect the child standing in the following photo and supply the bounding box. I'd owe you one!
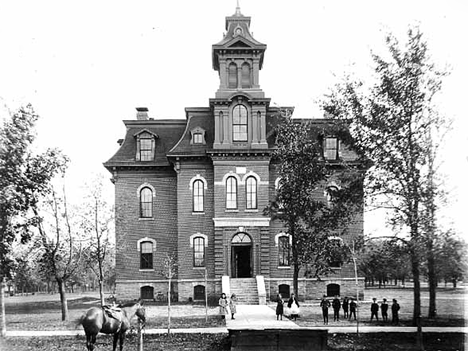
[219,293,228,319]
[229,293,237,320]
[276,293,284,320]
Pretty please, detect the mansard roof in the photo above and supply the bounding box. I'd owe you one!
[167,107,214,156]
[103,119,186,169]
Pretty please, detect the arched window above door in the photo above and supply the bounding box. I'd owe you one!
[231,232,252,244]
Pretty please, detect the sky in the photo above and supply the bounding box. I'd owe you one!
[0,0,466,237]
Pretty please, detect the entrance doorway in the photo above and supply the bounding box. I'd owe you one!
[231,233,253,278]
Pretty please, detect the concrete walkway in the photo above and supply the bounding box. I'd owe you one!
[226,305,298,330]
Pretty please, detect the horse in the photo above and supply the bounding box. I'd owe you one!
[79,300,146,351]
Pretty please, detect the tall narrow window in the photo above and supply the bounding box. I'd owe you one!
[278,236,291,266]
[193,179,204,212]
[140,187,153,218]
[228,63,238,88]
[232,105,248,141]
[226,176,237,209]
[140,136,154,161]
[324,137,339,160]
[241,63,251,88]
[246,176,257,209]
[140,241,153,269]
[193,237,205,267]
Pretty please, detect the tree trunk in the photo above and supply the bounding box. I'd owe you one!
[293,262,299,297]
[452,279,457,288]
[427,244,437,318]
[99,279,105,307]
[411,251,424,350]
[57,278,69,321]
[0,277,6,337]
[167,278,171,335]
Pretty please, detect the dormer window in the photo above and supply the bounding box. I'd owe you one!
[324,137,339,160]
[190,127,206,145]
[135,130,158,161]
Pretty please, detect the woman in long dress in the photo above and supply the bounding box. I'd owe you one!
[219,293,229,319]
[287,293,300,321]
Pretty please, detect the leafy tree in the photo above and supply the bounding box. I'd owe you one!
[266,111,365,296]
[0,104,67,336]
[321,25,447,337]
[436,232,468,288]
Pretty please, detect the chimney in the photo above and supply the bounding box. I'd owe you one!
[136,107,149,120]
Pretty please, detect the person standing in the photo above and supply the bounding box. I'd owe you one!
[370,298,379,321]
[342,296,349,319]
[219,293,228,319]
[349,298,357,321]
[276,293,284,320]
[332,295,341,321]
[381,298,389,322]
[229,293,237,320]
[287,293,300,321]
[320,295,331,325]
[391,298,400,325]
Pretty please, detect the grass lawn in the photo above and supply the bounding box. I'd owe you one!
[1,333,465,351]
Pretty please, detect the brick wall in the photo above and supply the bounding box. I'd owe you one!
[114,168,178,289]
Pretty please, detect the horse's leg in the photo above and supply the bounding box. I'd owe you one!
[91,333,97,351]
[119,331,125,351]
[85,332,91,351]
[112,332,119,351]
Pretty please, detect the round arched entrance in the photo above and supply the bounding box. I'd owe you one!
[231,232,252,278]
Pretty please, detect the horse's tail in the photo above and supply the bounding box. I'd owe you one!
[75,314,86,330]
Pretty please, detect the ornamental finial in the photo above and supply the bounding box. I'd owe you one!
[235,0,242,16]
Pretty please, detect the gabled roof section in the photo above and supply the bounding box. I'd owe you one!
[133,128,159,138]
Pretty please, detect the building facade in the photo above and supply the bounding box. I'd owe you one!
[104,5,364,303]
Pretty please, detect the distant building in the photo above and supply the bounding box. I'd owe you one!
[104,5,364,303]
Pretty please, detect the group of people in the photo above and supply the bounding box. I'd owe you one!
[320,295,400,325]
[275,293,301,321]
[220,292,401,325]
[370,297,400,324]
[319,295,358,324]
[218,293,238,319]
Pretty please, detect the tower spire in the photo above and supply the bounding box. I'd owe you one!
[235,0,242,16]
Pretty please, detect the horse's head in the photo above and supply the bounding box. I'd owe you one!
[136,307,146,323]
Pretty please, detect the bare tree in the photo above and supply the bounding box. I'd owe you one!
[80,175,114,306]
[34,184,83,321]
[160,253,177,335]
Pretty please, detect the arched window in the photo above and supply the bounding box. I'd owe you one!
[140,187,153,218]
[327,283,340,297]
[140,286,154,300]
[140,241,154,269]
[278,236,291,266]
[228,63,238,88]
[193,236,205,267]
[245,176,257,209]
[226,176,238,209]
[241,62,251,88]
[278,284,290,299]
[232,105,248,141]
[193,179,204,212]
[194,285,205,300]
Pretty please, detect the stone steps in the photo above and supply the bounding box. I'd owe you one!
[230,278,259,305]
